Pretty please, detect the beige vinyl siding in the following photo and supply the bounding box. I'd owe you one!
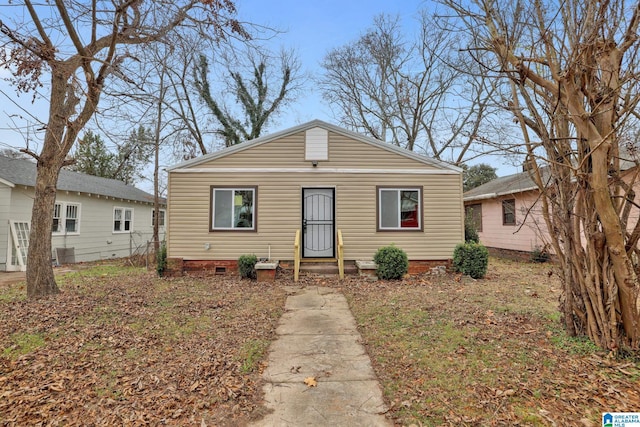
[194,131,440,170]
[168,171,463,261]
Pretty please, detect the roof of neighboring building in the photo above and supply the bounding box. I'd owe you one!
[463,167,548,202]
[167,119,463,173]
[0,155,161,204]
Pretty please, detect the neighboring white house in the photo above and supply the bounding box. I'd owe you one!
[0,155,165,272]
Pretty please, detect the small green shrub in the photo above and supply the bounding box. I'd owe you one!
[530,246,550,263]
[238,254,258,280]
[453,242,489,279]
[156,241,167,277]
[373,245,409,280]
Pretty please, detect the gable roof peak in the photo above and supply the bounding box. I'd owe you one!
[168,119,462,173]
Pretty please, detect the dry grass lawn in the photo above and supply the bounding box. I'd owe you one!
[0,258,638,426]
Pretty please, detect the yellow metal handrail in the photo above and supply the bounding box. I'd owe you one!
[337,229,344,280]
[294,229,301,282]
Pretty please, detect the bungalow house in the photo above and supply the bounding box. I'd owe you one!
[463,168,550,258]
[165,120,464,276]
[464,162,640,258]
[0,155,165,271]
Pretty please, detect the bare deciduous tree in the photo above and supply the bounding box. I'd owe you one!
[194,46,302,147]
[319,13,496,163]
[0,0,247,298]
[442,0,640,349]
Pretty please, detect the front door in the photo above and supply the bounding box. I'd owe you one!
[302,188,335,258]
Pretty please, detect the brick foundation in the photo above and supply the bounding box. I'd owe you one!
[166,259,453,277]
[164,258,184,277]
[407,259,452,274]
[183,260,239,275]
[256,269,276,282]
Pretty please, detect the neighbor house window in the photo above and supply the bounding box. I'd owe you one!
[152,209,166,227]
[52,203,61,233]
[502,199,516,225]
[113,207,133,232]
[211,187,256,231]
[377,187,422,230]
[65,204,78,233]
[465,203,483,232]
[52,202,80,234]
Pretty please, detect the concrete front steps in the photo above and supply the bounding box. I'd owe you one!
[299,260,358,276]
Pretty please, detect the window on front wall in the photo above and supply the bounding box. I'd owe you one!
[211,187,256,231]
[113,207,133,232]
[502,199,516,225]
[378,187,422,230]
[52,202,80,234]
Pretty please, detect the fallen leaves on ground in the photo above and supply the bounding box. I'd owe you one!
[0,266,286,426]
[338,258,640,426]
[2,260,639,426]
[303,376,317,387]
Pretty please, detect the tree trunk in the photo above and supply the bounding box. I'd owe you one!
[26,158,61,298]
[25,64,87,298]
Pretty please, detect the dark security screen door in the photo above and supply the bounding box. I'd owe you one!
[302,188,335,258]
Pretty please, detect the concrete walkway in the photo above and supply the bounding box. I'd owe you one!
[251,286,391,427]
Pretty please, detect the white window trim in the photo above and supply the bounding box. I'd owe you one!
[211,187,257,231]
[52,202,81,236]
[377,187,423,231]
[152,209,166,228]
[113,206,134,233]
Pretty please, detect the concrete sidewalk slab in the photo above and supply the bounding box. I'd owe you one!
[251,286,391,427]
[275,309,358,335]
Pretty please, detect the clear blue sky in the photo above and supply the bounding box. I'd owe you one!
[235,0,424,127]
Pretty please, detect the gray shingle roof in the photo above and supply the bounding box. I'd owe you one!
[463,167,549,201]
[0,155,159,204]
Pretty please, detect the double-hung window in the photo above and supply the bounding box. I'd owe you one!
[65,204,79,233]
[211,187,256,231]
[377,187,422,231]
[152,209,166,227]
[113,207,133,233]
[52,202,80,234]
[502,199,516,225]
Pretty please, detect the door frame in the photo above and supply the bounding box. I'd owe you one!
[301,187,336,259]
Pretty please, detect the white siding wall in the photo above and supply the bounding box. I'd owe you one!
[0,184,13,270]
[49,190,165,263]
[1,185,165,271]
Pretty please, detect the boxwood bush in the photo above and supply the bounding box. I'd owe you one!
[464,219,479,243]
[453,242,489,279]
[238,254,258,280]
[373,245,409,280]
